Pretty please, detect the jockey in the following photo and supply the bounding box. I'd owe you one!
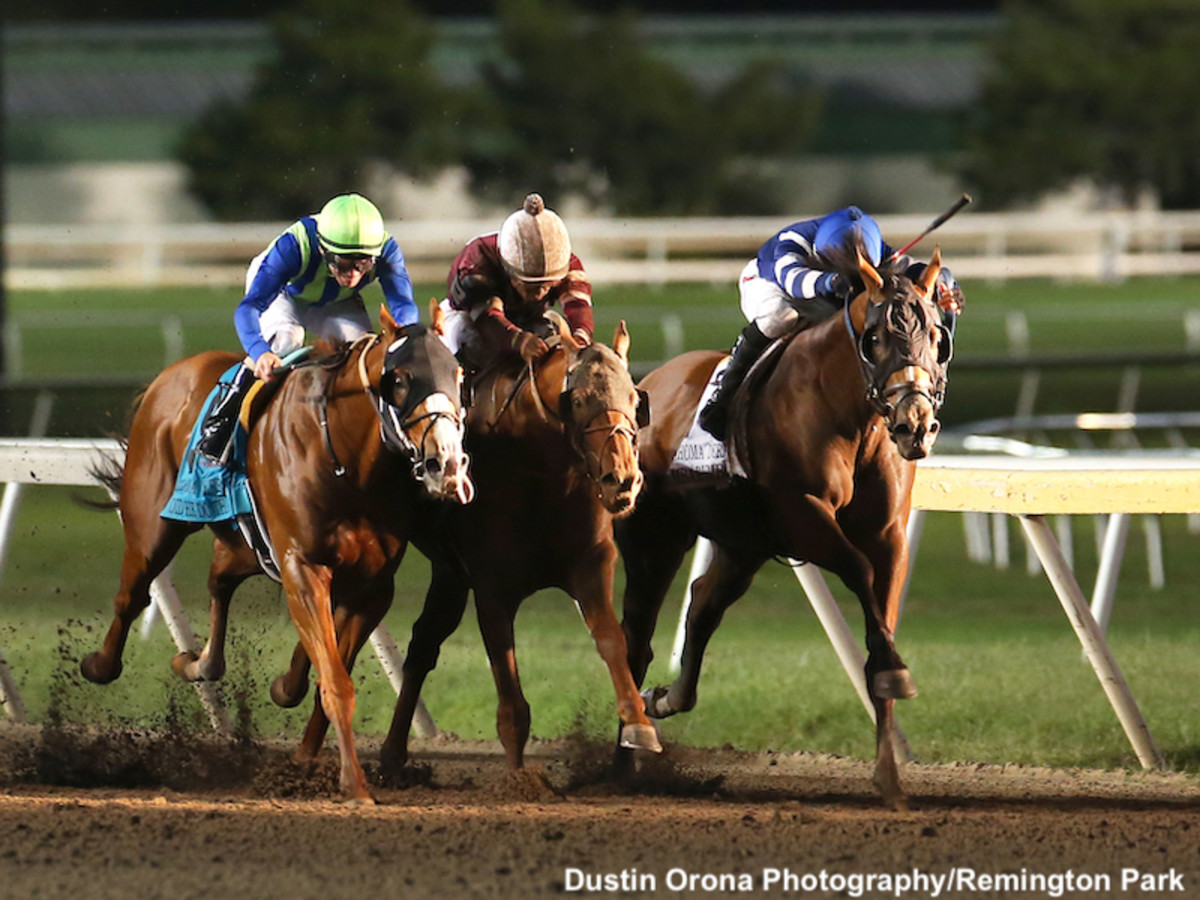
[438,192,594,369]
[699,205,964,441]
[196,192,419,464]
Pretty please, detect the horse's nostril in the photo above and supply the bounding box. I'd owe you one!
[893,423,912,437]
[600,472,619,486]
[929,421,941,434]
[425,459,442,476]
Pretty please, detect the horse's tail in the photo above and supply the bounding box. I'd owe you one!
[79,439,128,509]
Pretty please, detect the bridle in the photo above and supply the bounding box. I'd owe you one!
[842,286,950,432]
[494,344,643,489]
[320,331,468,482]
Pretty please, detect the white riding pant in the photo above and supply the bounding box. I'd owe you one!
[435,298,474,355]
[737,259,839,339]
[245,249,371,360]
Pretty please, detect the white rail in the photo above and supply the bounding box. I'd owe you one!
[9,209,1200,289]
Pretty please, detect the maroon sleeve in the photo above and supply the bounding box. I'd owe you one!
[446,234,507,313]
[554,256,594,339]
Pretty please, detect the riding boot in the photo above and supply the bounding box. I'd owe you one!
[698,322,772,441]
[196,363,255,465]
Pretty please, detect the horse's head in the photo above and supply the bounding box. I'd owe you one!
[849,247,952,460]
[375,307,474,503]
[559,320,647,516]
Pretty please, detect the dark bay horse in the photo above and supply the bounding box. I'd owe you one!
[275,312,662,770]
[81,309,473,802]
[616,248,951,808]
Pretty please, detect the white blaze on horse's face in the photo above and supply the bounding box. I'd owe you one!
[410,392,475,504]
[568,350,644,517]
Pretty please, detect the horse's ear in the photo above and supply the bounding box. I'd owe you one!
[429,298,446,336]
[612,320,630,366]
[856,249,886,300]
[380,304,399,339]
[917,245,944,301]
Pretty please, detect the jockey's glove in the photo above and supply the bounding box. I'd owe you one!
[512,329,550,364]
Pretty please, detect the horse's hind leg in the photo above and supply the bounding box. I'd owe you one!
[381,559,470,773]
[645,543,761,719]
[81,516,196,684]
[172,535,258,683]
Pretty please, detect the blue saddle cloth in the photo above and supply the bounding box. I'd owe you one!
[161,364,254,524]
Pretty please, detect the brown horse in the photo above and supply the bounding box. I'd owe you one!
[615,248,951,808]
[273,313,662,770]
[81,310,473,802]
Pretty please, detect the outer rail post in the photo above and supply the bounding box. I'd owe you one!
[1018,514,1165,770]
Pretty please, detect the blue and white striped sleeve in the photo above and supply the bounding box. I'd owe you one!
[771,230,840,302]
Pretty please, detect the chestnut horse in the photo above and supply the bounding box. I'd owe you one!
[273,314,662,770]
[616,248,951,808]
[81,310,473,802]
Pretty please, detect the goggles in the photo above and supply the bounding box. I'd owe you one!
[325,252,376,275]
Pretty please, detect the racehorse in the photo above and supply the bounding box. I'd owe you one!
[81,309,473,802]
[615,247,952,809]
[272,311,662,771]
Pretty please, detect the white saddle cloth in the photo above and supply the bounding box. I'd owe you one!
[666,357,748,486]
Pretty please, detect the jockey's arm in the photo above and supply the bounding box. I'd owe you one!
[473,296,549,362]
[374,237,420,327]
[235,232,303,363]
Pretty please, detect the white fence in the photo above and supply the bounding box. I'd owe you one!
[9,209,1200,290]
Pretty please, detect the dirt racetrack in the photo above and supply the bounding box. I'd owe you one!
[0,724,1197,899]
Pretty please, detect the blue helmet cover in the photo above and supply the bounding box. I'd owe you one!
[814,206,883,266]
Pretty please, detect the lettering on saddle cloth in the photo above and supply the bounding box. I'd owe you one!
[666,337,787,487]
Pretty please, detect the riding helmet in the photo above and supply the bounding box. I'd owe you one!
[498,193,571,283]
[316,194,387,257]
[814,206,883,266]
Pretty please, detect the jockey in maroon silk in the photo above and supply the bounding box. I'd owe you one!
[441,193,594,367]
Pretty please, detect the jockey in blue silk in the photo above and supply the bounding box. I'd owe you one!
[698,205,965,441]
[196,193,419,464]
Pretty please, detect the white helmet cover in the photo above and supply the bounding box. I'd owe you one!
[498,193,571,282]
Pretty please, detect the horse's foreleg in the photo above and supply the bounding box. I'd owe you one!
[648,544,758,719]
[172,536,257,683]
[296,579,395,764]
[474,592,530,769]
[567,544,661,755]
[82,519,195,685]
[381,561,471,773]
[281,555,372,804]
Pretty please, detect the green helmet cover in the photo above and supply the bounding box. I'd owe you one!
[316,194,386,257]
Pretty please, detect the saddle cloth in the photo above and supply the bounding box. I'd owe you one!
[160,363,282,581]
[666,357,748,487]
[161,363,255,525]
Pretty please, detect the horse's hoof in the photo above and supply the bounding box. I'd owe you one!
[169,651,219,682]
[873,668,918,700]
[640,686,676,719]
[80,652,120,685]
[270,673,308,708]
[620,722,663,754]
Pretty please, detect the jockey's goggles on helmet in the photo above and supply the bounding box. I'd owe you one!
[325,252,375,275]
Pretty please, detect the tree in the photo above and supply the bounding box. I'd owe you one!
[179,0,462,219]
[958,0,1200,209]
[462,0,820,215]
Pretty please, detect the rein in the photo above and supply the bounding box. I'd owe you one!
[842,296,943,423]
[320,333,465,481]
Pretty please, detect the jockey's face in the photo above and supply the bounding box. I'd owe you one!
[511,276,553,304]
[327,253,375,289]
